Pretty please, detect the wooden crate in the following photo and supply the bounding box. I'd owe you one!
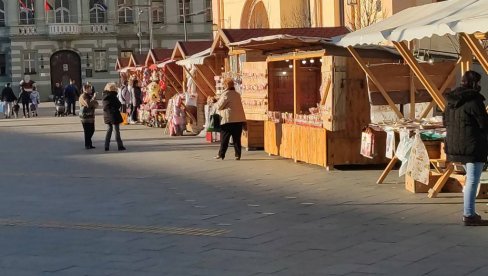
[242,120,264,150]
[424,140,442,159]
[406,172,463,193]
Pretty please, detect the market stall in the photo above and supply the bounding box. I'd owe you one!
[170,41,216,134]
[211,28,350,150]
[136,48,174,128]
[226,28,408,169]
[334,0,488,197]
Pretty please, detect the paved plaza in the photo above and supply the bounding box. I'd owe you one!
[0,104,488,276]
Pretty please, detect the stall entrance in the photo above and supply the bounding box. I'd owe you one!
[50,50,82,90]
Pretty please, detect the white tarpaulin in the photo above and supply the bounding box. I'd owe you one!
[176,49,211,67]
[228,34,329,47]
[157,59,175,68]
[335,0,488,47]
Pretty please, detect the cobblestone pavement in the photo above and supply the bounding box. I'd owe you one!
[1,104,488,276]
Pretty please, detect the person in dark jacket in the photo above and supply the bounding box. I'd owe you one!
[64,79,80,116]
[1,83,17,118]
[129,79,143,124]
[102,83,125,152]
[18,87,31,118]
[444,70,488,226]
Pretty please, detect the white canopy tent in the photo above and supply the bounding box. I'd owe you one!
[333,0,488,112]
[334,0,488,46]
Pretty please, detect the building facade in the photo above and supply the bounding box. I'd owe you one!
[212,0,443,30]
[0,0,213,100]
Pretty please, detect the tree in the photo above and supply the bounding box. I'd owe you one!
[348,0,387,31]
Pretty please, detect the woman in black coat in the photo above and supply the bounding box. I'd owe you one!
[444,70,488,226]
[102,83,125,151]
[18,88,31,118]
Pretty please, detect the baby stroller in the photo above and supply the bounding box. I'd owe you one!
[54,96,66,117]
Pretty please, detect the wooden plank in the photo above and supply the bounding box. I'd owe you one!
[182,66,210,98]
[266,50,325,62]
[460,36,473,74]
[419,58,460,118]
[409,70,416,119]
[195,65,216,94]
[293,59,298,117]
[377,157,398,184]
[428,163,454,198]
[461,33,488,75]
[347,46,404,119]
[393,41,446,111]
[166,66,183,88]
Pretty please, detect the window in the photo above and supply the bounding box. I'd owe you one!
[120,50,132,58]
[23,52,37,74]
[0,0,5,27]
[0,54,6,76]
[152,1,165,24]
[19,0,35,25]
[118,0,134,24]
[54,0,71,23]
[205,0,212,22]
[94,50,107,72]
[90,0,107,23]
[178,0,191,23]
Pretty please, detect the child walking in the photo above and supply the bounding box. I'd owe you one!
[30,85,40,117]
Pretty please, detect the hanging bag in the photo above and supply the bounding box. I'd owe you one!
[207,112,221,132]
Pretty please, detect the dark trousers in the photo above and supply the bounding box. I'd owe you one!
[105,123,124,149]
[67,101,76,115]
[82,122,95,148]
[130,104,140,122]
[219,122,244,158]
[22,102,30,117]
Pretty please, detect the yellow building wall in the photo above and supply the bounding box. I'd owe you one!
[280,0,310,28]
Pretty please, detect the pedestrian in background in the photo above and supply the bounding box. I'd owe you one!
[64,79,79,116]
[1,83,17,118]
[102,83,126,152]
[79,84,99,150]
[18,87,31,118]
[129,79,142,124]
[30,85,40,117]
[211,78,246,160]
[444,70,488,226]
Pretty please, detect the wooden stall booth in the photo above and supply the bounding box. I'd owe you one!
[334,0,488,197]
[211,28,351,150]
[171,41,216,134]
[227,29,404,169]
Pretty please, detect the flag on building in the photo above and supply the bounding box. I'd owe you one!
[18,0,27,10]
[44,0,54,11]
[95,0,108,11]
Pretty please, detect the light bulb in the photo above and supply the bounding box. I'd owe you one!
[310,59,315,64]
[288,64,293,69]
[302,60,306,64]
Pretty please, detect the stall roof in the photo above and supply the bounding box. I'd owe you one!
[176,49,211,67]
[334,0,488,47]
[128,53,147,68]
[115,57,130,71]
[172,40,213,60]
[146,48,173,66]
[211,27,349,54]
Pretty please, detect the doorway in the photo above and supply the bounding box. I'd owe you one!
[50,50,82,91]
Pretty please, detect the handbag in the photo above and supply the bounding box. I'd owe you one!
[207,113,221,132]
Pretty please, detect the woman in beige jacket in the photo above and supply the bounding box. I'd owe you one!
[213,78,246,160]
[79,84,99,149]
